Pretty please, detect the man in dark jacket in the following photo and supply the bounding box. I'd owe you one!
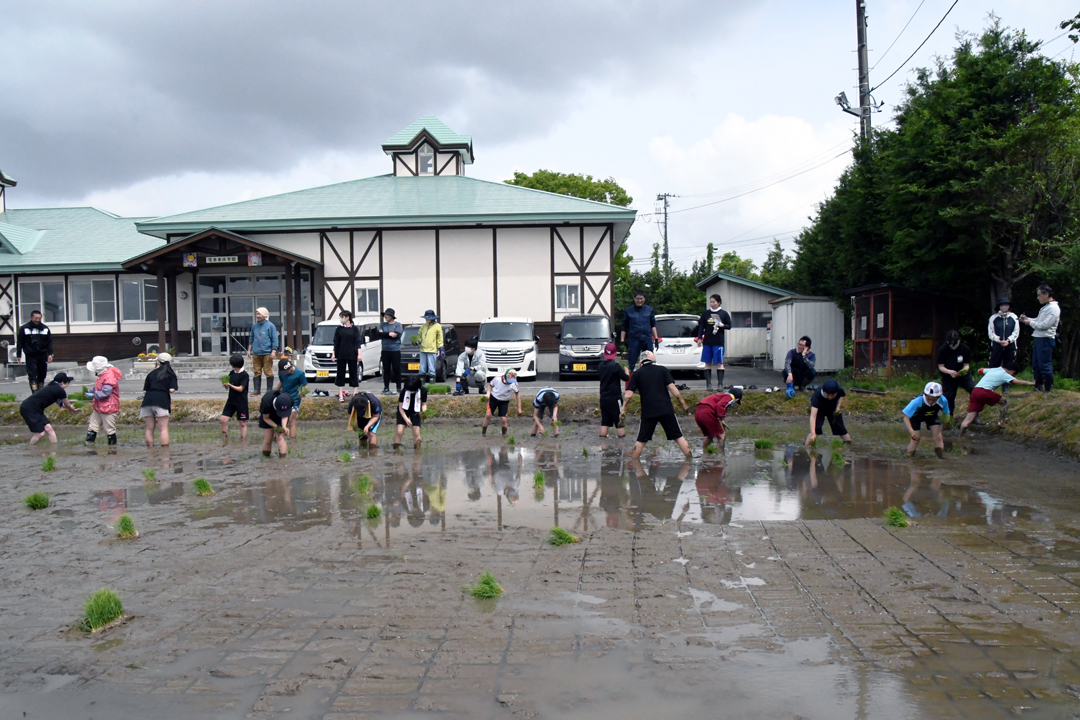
[695,293,732,391]
[620,290,657,370]
[16,310,53,392]
[376,308,403,395]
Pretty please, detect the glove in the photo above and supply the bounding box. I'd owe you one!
[785,382,796,399]
[85,392,95,399]
[438,347,446,359]
[462,368,470,377]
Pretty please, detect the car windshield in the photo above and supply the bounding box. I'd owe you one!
[311,325,338,345]
[479,322,534,342]
[655,318,698,339]
[401,327,421,346]
[561,318,609,340]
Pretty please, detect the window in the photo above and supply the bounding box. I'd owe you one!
[70,279,116,323]
[418,145,434,175]
[19,280,65,324]
[555,284,579,311]
[730,311,771,329]
[356,288,380,314]
[121,278,161,322]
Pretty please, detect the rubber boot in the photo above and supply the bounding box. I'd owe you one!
[934,447,945,459]
[705,370,713,392]
[253,376,262,395]
[716,369,725,390]
[1045,378,1054,394]
[85,430,98,443]
[107,434,117,446]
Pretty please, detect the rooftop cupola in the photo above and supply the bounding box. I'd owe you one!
[0,168,16,213]
[382,116,473,177]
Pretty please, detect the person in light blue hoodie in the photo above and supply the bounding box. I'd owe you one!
[247,307,280,396]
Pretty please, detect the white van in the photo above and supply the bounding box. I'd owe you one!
[304,319,382,382]
[478,316,539,380]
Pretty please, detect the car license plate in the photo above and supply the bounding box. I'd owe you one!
[670,348,686,354]
[573,363,587,372]
[408,362,420,371]
[316,370,329,377]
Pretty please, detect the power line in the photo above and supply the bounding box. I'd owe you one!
[678,138,853,199]
[872,0,960,93]
[871,0,926,71]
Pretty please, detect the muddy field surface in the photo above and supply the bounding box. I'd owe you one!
[2,418,1080,719]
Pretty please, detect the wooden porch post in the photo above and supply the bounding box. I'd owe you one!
[284,262,294,352]
[167,272,180,354]
[156,264,167,352]
[293,265,303,349]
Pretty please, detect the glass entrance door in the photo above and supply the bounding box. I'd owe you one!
[199,275,229,355]
[196,271,303,356]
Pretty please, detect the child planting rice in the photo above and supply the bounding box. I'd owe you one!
[902,382,950,458]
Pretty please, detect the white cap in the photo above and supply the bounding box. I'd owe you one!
[156,352,172,363]
[923,381,943,397]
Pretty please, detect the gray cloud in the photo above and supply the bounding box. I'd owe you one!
[1,0,755,203]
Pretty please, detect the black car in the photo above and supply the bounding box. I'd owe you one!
[557,314,613,380]
[399,324,460,382]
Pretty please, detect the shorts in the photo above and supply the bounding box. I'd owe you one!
[20,407,49,434]
[700,345,725,364]
[600,397,623,428]
[967,387,1002,414]
[694,405,725,438]
[397,409,422,427]
[289,397,301,414]
[908,414,941,431]
[359,417,381,436]
[221,401,249,421]
[488,396,510,417]
[140,405,170,418]
[258,413,285,430]
[534,403,557,420]
[636,413,684,443]
[814,411,848,437]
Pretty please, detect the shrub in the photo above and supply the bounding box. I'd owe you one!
[115,514,137,538]
[464,571,503,599]
[80,588,124,632]
[549,527,580,546]
[883,507,909,528]
[193,478,214,496]
[23,492,50,510]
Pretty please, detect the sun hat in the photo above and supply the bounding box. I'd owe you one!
[923,381,943,397]
[995,297,1011,310]
[422,309,439,321]
[383,308,396,319]
[603,342,618,360]
[256,307,270,318]
[86,356,111,374]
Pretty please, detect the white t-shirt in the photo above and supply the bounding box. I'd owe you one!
[490,376,519,401]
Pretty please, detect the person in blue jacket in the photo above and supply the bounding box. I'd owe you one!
[902,382,950,459]
[620,290,658,370]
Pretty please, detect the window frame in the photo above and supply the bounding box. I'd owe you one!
[417,144,435,175]
[355,287,380,315]
[18,278,66,325]
[555,283,580,311]
[69,278,117,324]
[729,311,772,329]
[120,277,165,323]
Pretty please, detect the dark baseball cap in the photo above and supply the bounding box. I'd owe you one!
[272,393,293,414]
[52,372,74,384]
[822,379,841,394]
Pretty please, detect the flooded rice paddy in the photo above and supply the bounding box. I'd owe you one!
[2,418,1080,719]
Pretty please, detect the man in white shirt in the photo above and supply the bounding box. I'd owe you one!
[1020,284,1061,393]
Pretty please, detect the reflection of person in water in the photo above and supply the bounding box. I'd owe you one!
[695,465,732,525]
[599,470,629,529]
[668,462,698,523]
[902,467,947,519]
[487,447,522,506]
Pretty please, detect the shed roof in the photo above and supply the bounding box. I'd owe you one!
[136,174,637,240]
[695,270,792,296]
[769,294,839,306]
[0,207,161,272]
[382,116,474,163]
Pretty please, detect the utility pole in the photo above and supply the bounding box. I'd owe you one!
[855,0,871,139]
[655,193,675,280]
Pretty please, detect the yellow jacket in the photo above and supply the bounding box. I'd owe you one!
[419,322,443,353]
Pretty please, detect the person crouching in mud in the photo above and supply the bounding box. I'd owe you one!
[348,391,383,448]
[258,391,292,457]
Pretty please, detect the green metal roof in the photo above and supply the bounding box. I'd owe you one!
[0,208,162,272]
[136,174,637,240]
[0,221,43,254]
[0,169,16,187]
[695,270,792,296]
[382,116,473,162]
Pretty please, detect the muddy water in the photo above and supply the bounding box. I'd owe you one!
[88,441,1034,541]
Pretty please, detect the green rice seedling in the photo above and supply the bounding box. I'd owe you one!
[23,492,50,510]
[70,400,84,410]
[551,420,562,427]
[464,571,504,599]
[534,486,545,502]
[549,527,580,546]
[883,506,909,528]
[338,450,352,463]
[507,435,515,444]
[80,588,124,632]
[220,374,231,385]
[831,437,843,449]
[365,503,382,519]
[41,456,56,472]
[424,384,451,394]
[141,468,156,482]
[353,474,373,495]
[115,514,138,538]
[0,392,16,402]
[192,478,214,496]
[533,470,545,488]
[299,386,310,397]
[81,385,90,396]
[754,439,774,450]
[705,444,719,455]
[422,408,435,420]
[582,447,589,457]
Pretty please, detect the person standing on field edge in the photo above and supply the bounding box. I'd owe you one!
[331,310,362,402]
[1020,284,1060,393]
[936,330,973,415]
[987,297,1019,368]
[695,293,732,391]
[621,290,658,371]
[418,310,443,385]
[247,307,279,396]
[377,308,403,395]
[16,309,53,392]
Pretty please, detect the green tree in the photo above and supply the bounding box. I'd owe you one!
[715,251,757,280]
[759,239,795,290]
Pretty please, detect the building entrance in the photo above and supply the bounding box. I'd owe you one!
[197,272,312,355]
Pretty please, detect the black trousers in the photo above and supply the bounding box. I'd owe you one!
[988,343,1016,368]
[335,355,359,388]
[940,373,975,415]
[381,350,401,390]
[782,366,816,389]
[25,352,49,388]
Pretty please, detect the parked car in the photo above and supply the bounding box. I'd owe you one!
[653,314,705,375]
[478,317,539,380]
[399,323,460,383]
[557,314,612,380]
[304,320,382,382]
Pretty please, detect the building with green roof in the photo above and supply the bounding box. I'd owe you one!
[0,118,637,367]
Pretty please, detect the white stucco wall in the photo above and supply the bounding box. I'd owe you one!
[255,233,321,264]
[382,230,437,323]
[439,229,494,322]
[495,227,550,320]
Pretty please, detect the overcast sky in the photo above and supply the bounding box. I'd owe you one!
[2,1,1074,269]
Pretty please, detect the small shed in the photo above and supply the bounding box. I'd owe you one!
[768,295,845,372]
[846,284,957,377]
[695,271,791,362]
